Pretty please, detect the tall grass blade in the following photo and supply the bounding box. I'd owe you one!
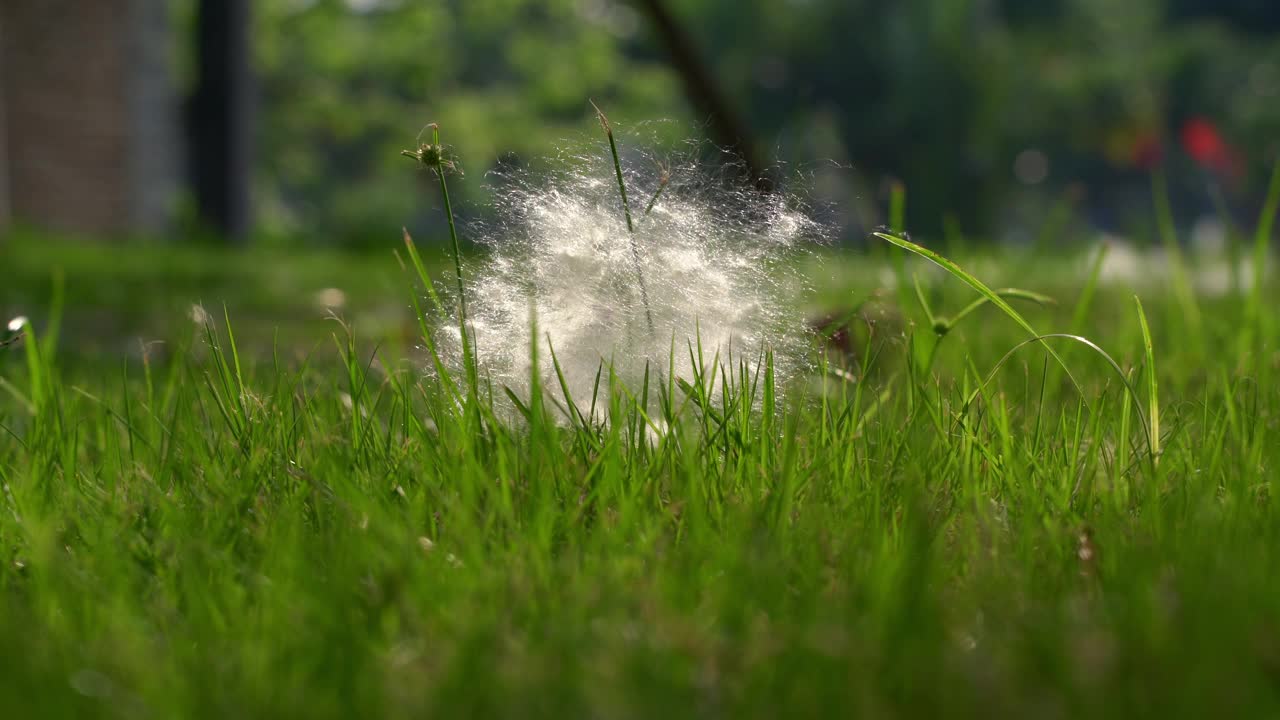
[940,288,1056,333]
[1134,295,1160,465]
[1070,242,1109,333]
[872,231,1086,398]
[1151,170,1202,342]
[1247,158,1280,350]
[886,181,913,315]
[591,101,655,336]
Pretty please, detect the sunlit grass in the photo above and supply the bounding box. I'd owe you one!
[1,139,1279,716]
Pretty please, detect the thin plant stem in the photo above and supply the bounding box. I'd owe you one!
[1150,170,1202,345]
[435,142,468,324]
[644,165,671,217]
[592,101,655,336]
[403,123,476,388]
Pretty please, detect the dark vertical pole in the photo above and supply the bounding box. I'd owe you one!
[191,0,251,243]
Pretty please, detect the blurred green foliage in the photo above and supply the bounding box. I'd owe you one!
[683,0,1280,234]
[248,0,1280,246]
[253,0,685,247]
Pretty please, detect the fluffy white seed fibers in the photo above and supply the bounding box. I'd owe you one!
[431,142,827,418]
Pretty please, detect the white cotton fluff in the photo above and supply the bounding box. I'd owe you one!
[427,139,827,419]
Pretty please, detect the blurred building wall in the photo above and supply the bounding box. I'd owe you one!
[0,0,179,237]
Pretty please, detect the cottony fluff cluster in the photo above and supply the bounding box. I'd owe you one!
[432,140,826,417]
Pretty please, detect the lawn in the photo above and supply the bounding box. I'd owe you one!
[1,224,1279,717]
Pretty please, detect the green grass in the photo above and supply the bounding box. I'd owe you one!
[0,232,457,367]
[1,225,1279,717]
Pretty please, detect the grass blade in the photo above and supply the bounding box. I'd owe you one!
[1070,242,1109,333]
[1247,157,1280,350]
[1134,295,1160,465]
[592,100,655,336]
[873,231,1085,399]
[939,288,1056,333]
[1151,170,1202,342]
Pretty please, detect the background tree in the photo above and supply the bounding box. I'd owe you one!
[239,0,1280,246]
[190,0,253,243]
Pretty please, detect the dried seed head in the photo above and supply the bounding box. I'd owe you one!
[401,123,456,174]
[589,99,613,135]
[401,143,447,169]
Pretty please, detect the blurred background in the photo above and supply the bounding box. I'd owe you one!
[2,0,1279,249]
[2,0,1280,359]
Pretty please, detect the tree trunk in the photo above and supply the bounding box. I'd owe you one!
[191,0,252,243]
[632,0,771,191]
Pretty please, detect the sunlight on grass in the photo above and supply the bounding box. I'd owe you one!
[0,131,1277,718]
